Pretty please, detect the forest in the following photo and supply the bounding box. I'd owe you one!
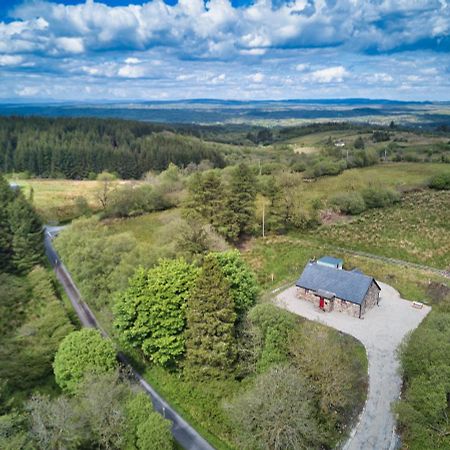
[0,117,226,179]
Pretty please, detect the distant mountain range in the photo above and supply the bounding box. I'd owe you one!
[0,99,449,126]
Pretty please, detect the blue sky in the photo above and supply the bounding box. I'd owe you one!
[1,0,449,102]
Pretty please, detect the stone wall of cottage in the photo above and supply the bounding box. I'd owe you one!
[361,281,380,315]
[333,297,361,317]
[297,287,361,317]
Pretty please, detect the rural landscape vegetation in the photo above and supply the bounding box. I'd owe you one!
[1,1,450,450]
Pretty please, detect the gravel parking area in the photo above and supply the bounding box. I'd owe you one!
[275,282,431,450]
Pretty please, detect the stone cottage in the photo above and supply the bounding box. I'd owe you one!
[296,257,381,318]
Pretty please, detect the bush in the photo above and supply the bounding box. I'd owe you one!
[361,186,400,209]
[53,329,117,393]
[428,172,450,190]
[103,185,170,218]
[305,159,347,178]
[330,192,366,215]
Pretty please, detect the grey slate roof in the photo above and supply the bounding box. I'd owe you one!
[296,262,380,305]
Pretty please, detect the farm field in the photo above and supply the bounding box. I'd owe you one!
[298,162,447,204]
[7,178,142,222]
[309,190,450,270]
[281,128,449,156]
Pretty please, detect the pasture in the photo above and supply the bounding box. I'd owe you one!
[311,190,450,270]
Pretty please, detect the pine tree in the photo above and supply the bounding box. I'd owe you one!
[222,163,256,241]
[185,255,236,379]
[8,194,44,273]
[0,175,14,271]
[186,171,224,230]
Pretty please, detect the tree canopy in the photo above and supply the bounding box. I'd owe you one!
[53,329,117,394]
[114,259,199,367]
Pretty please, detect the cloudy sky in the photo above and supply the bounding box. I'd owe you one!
[1,0,449,101]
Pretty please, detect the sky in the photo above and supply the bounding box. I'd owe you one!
[0,0,449,102]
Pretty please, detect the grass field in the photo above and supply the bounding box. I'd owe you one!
[280,129,449,157]
[292,163,448,211]
[309,190,450,270]
[7,178,142,223]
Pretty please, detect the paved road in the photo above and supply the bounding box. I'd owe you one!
[276,283,431,450]
[44,228,215,450]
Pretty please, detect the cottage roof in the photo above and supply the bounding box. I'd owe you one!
[317,256,343,267]
[296,263,380,305]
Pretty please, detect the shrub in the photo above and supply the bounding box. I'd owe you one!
[361,186,400,209]
[103,185,170,218]
[428,172,450,190]
[330,192,366,215]
[308,159,347,178]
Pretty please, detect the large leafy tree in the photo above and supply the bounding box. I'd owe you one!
[225,365,323,450]
[185,254,236,379]
[8,194,44,273]
[53,329,117,394]
[208,250,258,320]
[114,259,199,367]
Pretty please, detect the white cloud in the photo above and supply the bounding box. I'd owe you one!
[16,86,40,96]
[124,57,141,65]
[295,63,309,72]
[367,72,394,83]
[309,66,349,83]
[118,64,145,78]
[247,72,264,83]
[55,37,84,54]
[210,73,226,84]
[0,55,23,66]
[240,48,266,56]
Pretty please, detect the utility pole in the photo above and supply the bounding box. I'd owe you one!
[262,202,265,238]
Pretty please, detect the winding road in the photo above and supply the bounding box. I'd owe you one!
[44,227,215,450]
[276,283,431,450]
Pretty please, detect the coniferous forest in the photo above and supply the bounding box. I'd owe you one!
[0,117,226,179]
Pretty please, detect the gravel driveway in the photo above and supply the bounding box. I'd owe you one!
[275,282,431,450]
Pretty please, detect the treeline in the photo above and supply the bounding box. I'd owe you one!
[0,117,226,179]
[0,175,44,273]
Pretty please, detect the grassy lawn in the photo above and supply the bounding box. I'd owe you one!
[308,190,450,270]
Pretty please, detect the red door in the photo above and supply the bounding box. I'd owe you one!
[319,297,325,309]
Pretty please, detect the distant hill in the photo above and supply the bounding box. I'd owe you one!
[0,99,449,127]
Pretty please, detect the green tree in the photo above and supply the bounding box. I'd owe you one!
[53,329,117,394]
[222,163,256,241]
[0,175,14,271]
[354,136,365,149]
[79,372,129,450]
[186,170,224,230]
[26,394,88,450]
[114,259,199,367]
[185,255,236,379]
[8,194,43,273]
[225,365,322,450]
[136,413,173,450]
[208,250,258,319]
